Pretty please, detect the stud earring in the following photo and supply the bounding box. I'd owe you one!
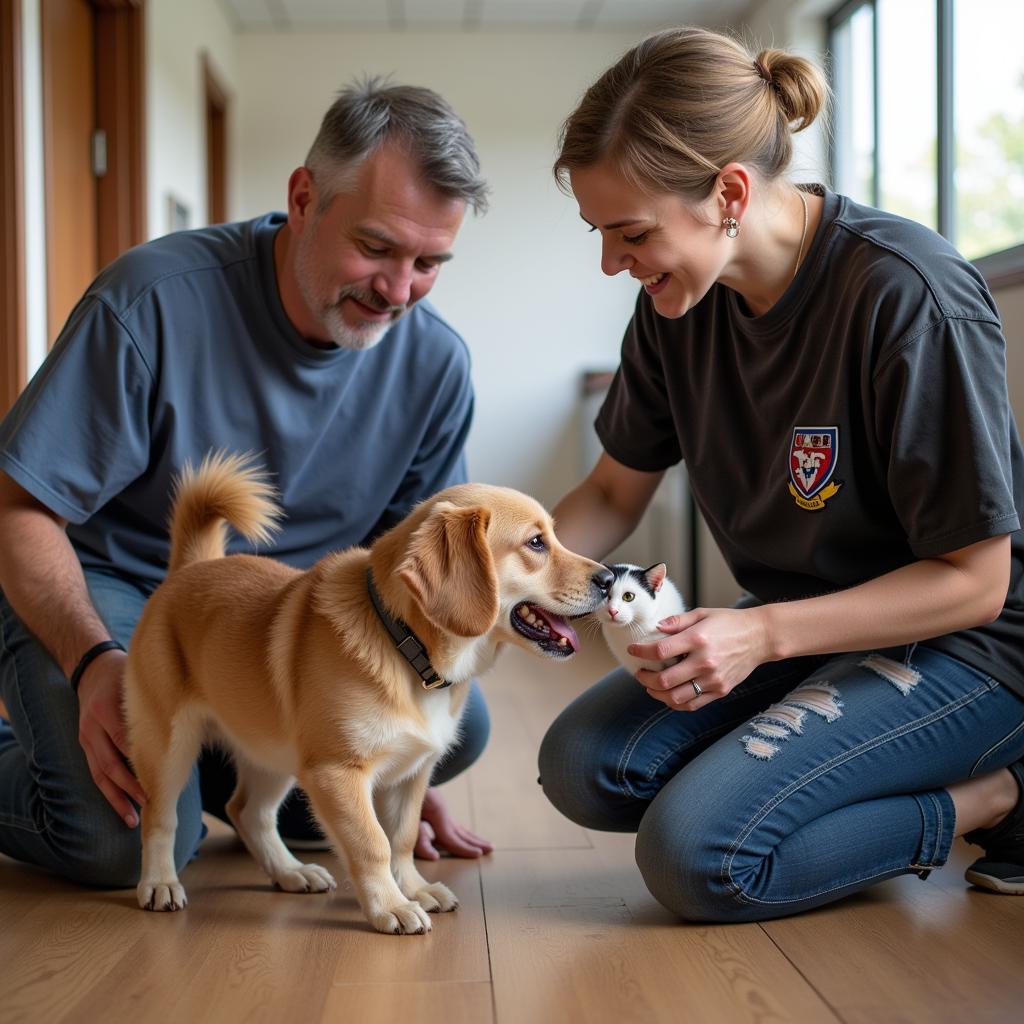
[723,217,740,238]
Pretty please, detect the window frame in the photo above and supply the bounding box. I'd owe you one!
[827,0,1024,289]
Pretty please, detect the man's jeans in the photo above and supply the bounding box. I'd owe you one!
[0,569,489,887]
[539,644,1024,922]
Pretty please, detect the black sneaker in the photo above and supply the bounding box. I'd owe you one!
[963,761,1024,894]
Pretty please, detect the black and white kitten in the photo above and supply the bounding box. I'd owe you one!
[594,563,686,674]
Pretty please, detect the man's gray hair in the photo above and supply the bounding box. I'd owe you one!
[305,77,489,214]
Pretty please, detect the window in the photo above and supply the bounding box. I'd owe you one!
[828,0,1024,282]
[953,2,1024,262]
[830,4,874,207]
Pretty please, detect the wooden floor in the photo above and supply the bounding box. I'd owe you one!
[2,641,1022,1024]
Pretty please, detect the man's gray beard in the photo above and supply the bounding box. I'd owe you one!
[293,231,407,351]
[317,286,407,351]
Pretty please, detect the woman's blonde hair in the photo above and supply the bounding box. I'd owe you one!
[554,27,828,201]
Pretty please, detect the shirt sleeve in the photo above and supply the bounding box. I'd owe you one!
[595,291,682,472]
[872,314,1020,559]
[361,344,474,542]
[0,297,153,523]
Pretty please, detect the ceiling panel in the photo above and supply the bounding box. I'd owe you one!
[402,0,478,27]
[220,0,278,29]
[222,0,754,31]
[478,0,589,24]
[281,0,391,26]
[595,0,736,25]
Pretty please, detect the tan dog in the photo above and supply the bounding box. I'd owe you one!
[124,452,612,934]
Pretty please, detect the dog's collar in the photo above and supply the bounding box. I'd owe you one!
[366,568,450,690]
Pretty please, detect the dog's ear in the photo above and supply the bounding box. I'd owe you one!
[398,502,500,637]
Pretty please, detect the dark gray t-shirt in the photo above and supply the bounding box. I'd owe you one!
[597,189,1024,698]
[0,213,474,585]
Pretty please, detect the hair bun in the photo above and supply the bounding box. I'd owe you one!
[554,27,830,198]
[754,48,827,132]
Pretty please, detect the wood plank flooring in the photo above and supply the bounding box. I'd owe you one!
[1,642,1021,1023]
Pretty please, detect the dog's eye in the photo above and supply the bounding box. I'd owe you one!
[623,592,635,602]
[526,535,547,552]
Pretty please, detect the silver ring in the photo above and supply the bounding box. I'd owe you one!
[691,680,702,697]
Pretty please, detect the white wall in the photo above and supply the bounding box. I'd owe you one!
[234,29,643,507]
[145,0,238,238]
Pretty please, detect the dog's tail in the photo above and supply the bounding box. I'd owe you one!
[167,451,282,574]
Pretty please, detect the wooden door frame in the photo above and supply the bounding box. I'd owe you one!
[42,0,98,348]
[2,0,146,411]
[93,0,146,266]
[1,0,26,415]
[40,0,146,343]
[203,53,228,225]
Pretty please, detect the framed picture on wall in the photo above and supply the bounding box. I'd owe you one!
[166,193,190,233]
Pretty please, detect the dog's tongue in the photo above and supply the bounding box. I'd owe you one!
[532,607,579,652]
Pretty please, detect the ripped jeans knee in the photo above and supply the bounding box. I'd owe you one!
[740,647,923,761]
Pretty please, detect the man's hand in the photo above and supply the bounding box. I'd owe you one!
[76,649,147,826]
[414,786,494,860]
[630,606,772,711]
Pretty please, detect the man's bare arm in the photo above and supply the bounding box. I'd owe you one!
[0,470,146,821]
[0,470,114,675]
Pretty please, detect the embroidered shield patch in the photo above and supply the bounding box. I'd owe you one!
[789,426,842,510]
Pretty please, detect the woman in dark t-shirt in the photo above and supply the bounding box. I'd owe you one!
[538,26,1024,920]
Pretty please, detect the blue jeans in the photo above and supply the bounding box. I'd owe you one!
[0,569,489,887]
[538,645,1024,922]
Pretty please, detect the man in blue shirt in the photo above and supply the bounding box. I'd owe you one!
[0,78,492,886]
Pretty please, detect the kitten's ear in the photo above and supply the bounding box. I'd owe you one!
[645,563,667,592]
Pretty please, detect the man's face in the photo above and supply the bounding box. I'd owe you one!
[288,143,466,349]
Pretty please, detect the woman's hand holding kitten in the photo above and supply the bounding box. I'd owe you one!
[631,605,774,712]
[596,561,773,711]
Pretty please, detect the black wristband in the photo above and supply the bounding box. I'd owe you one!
[69,639,126,693]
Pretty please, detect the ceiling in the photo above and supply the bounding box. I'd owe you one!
[218,0,753,32]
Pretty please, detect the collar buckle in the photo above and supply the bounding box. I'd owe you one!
[367,568,450,690]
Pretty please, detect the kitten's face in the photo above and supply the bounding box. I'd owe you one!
[594,563,666,629]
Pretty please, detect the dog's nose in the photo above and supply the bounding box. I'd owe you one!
[592,567,614,594]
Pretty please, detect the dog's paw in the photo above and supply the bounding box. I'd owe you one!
[369,899,433,935]
[138,880,187,912]
[413,882,459,913]
[274,863,337,894]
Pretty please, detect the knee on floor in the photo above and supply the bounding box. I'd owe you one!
[537,727,640,832]
[634,810,755,924]
[55,819,143,888]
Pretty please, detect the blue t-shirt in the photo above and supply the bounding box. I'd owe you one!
[0,213,474,584]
